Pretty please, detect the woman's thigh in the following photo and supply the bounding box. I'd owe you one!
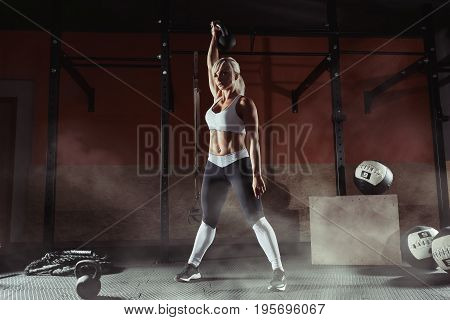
[225,157,264,225]
[201,161,230,228]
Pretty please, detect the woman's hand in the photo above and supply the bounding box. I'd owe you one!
[210,21,221,39]
[252,175,267,199]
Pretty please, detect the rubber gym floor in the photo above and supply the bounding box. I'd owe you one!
[0,244,449,300]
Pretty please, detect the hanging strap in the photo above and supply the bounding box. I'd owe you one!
[193,51,200,197]
[188,51,202,224]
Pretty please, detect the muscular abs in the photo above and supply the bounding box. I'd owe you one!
[208,130,246,155]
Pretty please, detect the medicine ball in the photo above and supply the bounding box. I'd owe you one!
[353,160,393,195]
[431,226,450,273]
[401,226,438,269]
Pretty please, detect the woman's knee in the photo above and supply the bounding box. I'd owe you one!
[202,217,218,229]
[246,211,265,227]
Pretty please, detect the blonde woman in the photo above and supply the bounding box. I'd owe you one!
[175,22,286,292]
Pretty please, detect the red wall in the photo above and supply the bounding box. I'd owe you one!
[340,38,432,164]
[0,31,432,166]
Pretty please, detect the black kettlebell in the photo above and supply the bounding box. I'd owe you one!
[214,20,236,52]
[75,260,102,299]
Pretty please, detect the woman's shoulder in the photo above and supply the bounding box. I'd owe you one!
[237,95,255,108]
[235,95,257,120]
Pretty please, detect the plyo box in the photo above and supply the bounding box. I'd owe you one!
[309,195,401,265]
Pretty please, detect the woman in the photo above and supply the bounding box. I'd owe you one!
[175,22,286,292]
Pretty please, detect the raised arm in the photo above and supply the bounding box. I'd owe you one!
[208,21,220,98]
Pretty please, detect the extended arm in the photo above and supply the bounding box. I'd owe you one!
[208,22,220,98]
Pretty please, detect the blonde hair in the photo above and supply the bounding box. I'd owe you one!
[211,57,246,95]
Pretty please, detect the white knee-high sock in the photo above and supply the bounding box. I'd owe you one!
[188,221,216,267]
[252,217,284,271]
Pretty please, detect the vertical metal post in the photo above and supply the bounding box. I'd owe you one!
[43,0,62,249]
[159,0,171,262]
[327,0,347,195]
[423,4,449,227]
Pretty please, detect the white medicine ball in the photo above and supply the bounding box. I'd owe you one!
[401,226,438,269]
[431,226,450,273]
[354,160,394,195]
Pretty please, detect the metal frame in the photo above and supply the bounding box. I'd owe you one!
[172,50,424,57]
[39,1,450,251]
[168,26,423,39]
[173,50,328,57]
[0,97,17,251]
[61,54,161,111]
[42,13,163,248]
[43,0,61,249]
[61,54,96,112]
[67,56,160,62]
[159,0,171,262]
[437,53,450,89]
[363,58,426,113]
[422,4,449,227]
[341,50,424,56]
[287,0,348,195]
[286,3,429,195]
[70,64,160,69]
[291,57,329,113]
[359,5,449,226]
[327,0,347,196]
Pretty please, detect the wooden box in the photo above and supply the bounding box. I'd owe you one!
[309,195,401,265]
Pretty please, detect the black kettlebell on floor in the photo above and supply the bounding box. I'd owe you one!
[214,20,236,52]
[75,260,102,299]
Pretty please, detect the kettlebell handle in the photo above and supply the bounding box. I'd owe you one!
[75,260,102,280]
[213,20,228,37]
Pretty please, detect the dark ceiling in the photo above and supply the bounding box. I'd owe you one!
[0,0,449,36]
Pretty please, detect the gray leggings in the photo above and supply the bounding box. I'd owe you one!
[201,156,264,228]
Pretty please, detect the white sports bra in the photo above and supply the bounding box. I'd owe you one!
[205,95,246,134]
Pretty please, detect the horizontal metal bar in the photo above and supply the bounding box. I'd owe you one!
[169,26,329,37]
[172,50,328,57]
[67,56,160,62]
[341,50,424,56]
[173,50,424,57]
[72,63,161,68]
[168,27,422,38]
